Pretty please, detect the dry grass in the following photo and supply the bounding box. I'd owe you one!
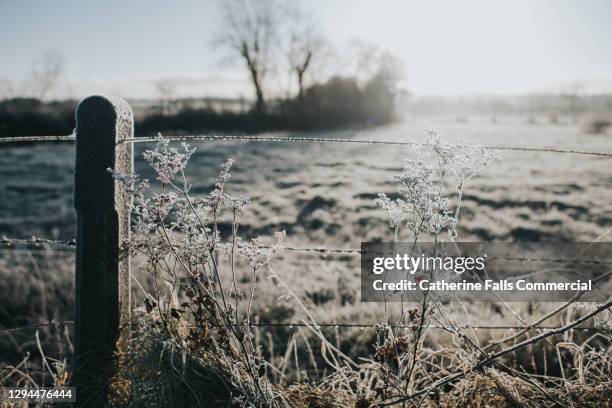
[1,236,611,407]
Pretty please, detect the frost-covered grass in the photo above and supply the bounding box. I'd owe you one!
[1,121,612,406]
[1,118,611,242]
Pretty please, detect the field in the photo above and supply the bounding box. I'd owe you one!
[1,115,611,405]
[2,116,611,241]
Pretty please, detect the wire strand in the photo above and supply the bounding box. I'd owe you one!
[1,236,76,248]
[3,236,612,265]
[0,321,74,334]
[0,135,75,143]
[121,134,612,158]
[0,319,603,333]
[245,322,604,330]
[2,133,612,158]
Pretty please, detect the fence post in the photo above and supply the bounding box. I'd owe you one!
[72,95,133,406]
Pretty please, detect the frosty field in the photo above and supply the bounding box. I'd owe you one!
[1,116,611,244]
[2,116,612,320]
[1,116,611,399]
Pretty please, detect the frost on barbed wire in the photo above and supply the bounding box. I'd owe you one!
[376,129,499,242]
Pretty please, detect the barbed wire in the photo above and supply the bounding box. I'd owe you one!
[0,321,74,334]
[246,322,604,331]
[0,236,359,256]
[280,247,612,265]
[2,133,612,158]
[0,319,603,334]
[1,236,76,248]
[278,245,360,255]
[123,135,612,158]
[0,237,357,254]
[4,236,612,265]
[0,249,75,256]
[0,135,75,143]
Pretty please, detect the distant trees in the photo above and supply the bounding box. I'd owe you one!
[347,41,405,90]
[155,79,178,115]
[360,49,406,123]
[213,1,406,126]
[217,0,279,113]
[215,1,352,110]
[0,50,65,101]
[29,50,64,100]
[283,5,325,99]
[0,98,75,137]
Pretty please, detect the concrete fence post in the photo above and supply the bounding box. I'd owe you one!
[72,95,133,406]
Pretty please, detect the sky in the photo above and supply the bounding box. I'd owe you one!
[2,0,612,99]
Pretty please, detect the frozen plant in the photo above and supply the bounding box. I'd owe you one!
[108,135,286,406]
[376,129,499,243]
[372,130,499,397]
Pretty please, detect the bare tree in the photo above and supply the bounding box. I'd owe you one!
[283,6,325,99]
[345,40,406,92]
[156,79,178,115]
[30,50,64,100]
[216,0,279,113]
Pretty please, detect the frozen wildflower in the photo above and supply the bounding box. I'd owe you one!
[107,168,150,194]
[426,129,499,182]
[378,130,498,242]
[208,159,238,208]
[107,135,295,403]
[151,192,178,218]
[110,135,285,348]
[224,195,251,215]
[142,135,196,185]
[237,231,285,270]
[375,193,407,229]
[238,237,264,270]
[215,158,234,192]
[425,129,455,172]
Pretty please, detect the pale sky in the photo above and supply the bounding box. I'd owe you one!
[2,0,612,99]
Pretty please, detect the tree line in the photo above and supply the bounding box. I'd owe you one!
[214,0,405,117]
[0,0,407,136]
